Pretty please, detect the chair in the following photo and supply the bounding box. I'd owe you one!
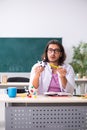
[7,77,29,93]
[7,77,29,82]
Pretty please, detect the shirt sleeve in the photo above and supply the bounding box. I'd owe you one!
[63,64,76,94]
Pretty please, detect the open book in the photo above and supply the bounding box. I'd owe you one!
[44,92,72,96]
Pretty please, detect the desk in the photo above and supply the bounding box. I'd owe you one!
[75,79,87,94]
[0,82,29,89]
[0,94,87,130]
[75,78,87,84]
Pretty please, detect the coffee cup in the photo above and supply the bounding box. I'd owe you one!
[7,87,17,98]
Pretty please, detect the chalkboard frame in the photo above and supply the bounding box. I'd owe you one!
[0,37,62,72]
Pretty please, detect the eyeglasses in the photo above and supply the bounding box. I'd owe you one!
[48,48,61,54]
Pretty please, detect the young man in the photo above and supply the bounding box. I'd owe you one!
[29,40,75,94]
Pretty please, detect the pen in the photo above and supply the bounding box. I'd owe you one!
[73,95,84,97]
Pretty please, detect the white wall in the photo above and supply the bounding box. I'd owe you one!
[0,0,87,63]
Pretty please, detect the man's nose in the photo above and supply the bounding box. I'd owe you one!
[51,50,55,54]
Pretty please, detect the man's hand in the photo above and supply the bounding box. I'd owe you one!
[57,67,67,77]
[35,66,45,75]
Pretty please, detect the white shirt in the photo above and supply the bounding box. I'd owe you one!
[29,62,75,94]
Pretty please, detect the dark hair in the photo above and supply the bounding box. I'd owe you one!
[41,39,66,65]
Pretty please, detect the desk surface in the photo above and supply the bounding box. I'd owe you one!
[0,82,29,88]
[0,94,87,103]
[75,78,87,82]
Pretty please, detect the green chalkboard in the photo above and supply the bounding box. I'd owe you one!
[0,38,62,72]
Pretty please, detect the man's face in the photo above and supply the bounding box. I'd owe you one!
[47,44,61,63]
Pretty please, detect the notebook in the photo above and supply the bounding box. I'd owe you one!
[44,92,72,96]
